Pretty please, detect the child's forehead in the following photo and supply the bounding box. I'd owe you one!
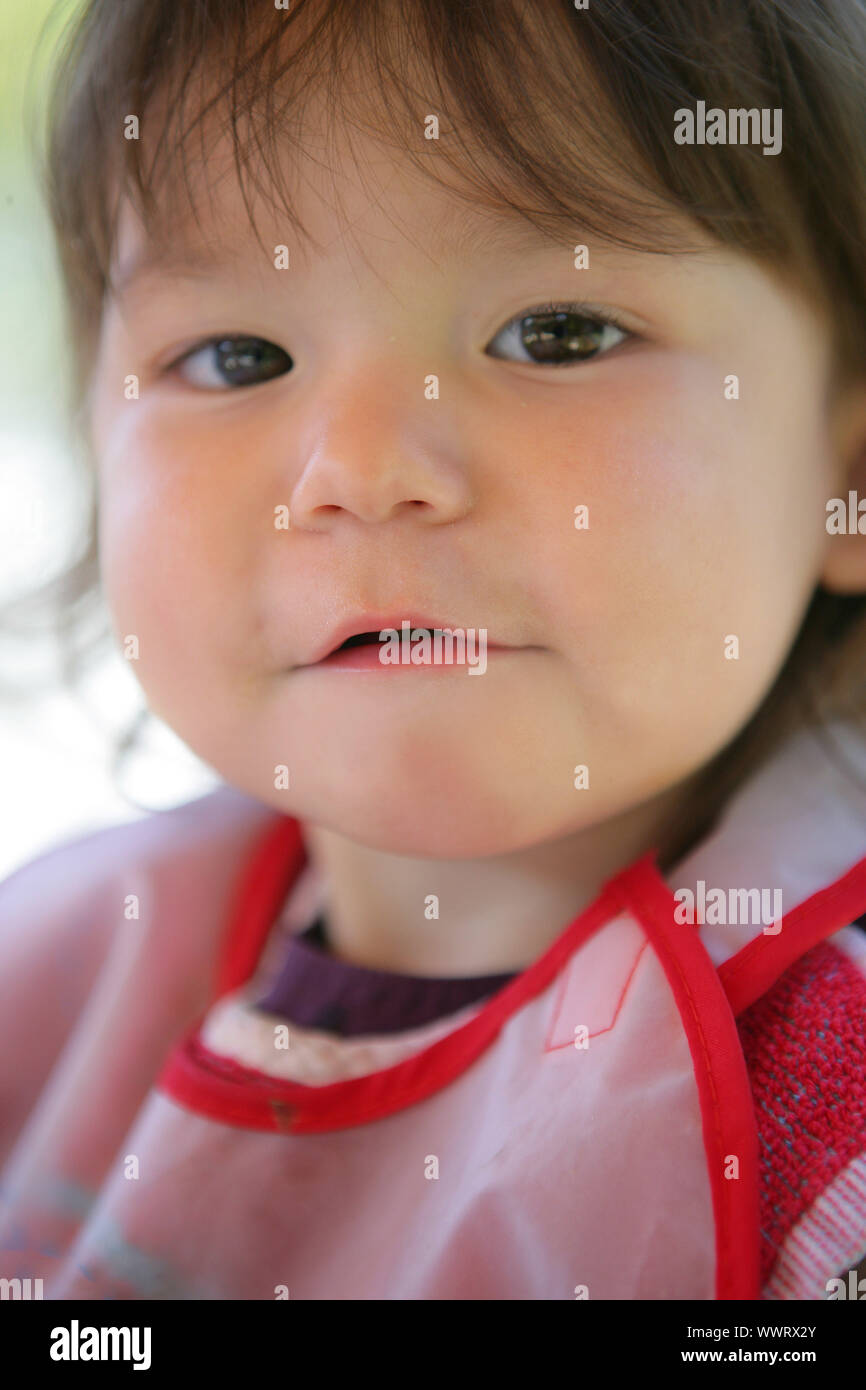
[109,110,708,301]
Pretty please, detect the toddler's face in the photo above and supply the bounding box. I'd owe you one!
[90,106,846,857]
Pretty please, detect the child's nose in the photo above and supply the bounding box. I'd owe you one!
[285,370,475,530]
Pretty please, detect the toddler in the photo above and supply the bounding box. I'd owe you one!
[1,0,866,1300]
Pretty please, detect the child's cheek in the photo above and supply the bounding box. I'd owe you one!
[95,404,258,714]
[494,352,823,737]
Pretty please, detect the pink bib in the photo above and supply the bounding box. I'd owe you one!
[2,721,866,1299]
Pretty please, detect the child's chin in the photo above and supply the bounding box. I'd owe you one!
[300,795,542,859]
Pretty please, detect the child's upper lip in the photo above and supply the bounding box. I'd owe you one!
[303,613,512,666]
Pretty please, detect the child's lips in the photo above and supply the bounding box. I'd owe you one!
[317,644,443,671]
[301,613,521,667]
[314,640,513,672]
[292,612,540,673]
[304,613,454,667]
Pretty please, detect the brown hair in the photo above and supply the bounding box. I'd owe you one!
[9,0,866,853]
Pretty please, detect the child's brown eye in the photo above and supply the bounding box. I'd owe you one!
[486,305,630,366]
[175,336,293,389]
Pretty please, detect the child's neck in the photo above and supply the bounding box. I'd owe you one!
[297,780,695,978]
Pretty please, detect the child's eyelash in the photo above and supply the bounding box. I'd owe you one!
[518,301,634,334]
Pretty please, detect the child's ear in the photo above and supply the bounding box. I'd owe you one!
[820,381,866,596]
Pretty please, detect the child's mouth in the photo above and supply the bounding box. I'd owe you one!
[334,631,389,651]
[305,614,458,667]
[318,628,467,671]
[297,614,530,674]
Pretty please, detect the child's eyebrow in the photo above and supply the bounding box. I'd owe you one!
[418,208,571,259]
[110,212,576,303]
[110,242,248,301]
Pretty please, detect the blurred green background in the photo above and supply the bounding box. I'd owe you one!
[0,0,68,451]
[0,0,218,882]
